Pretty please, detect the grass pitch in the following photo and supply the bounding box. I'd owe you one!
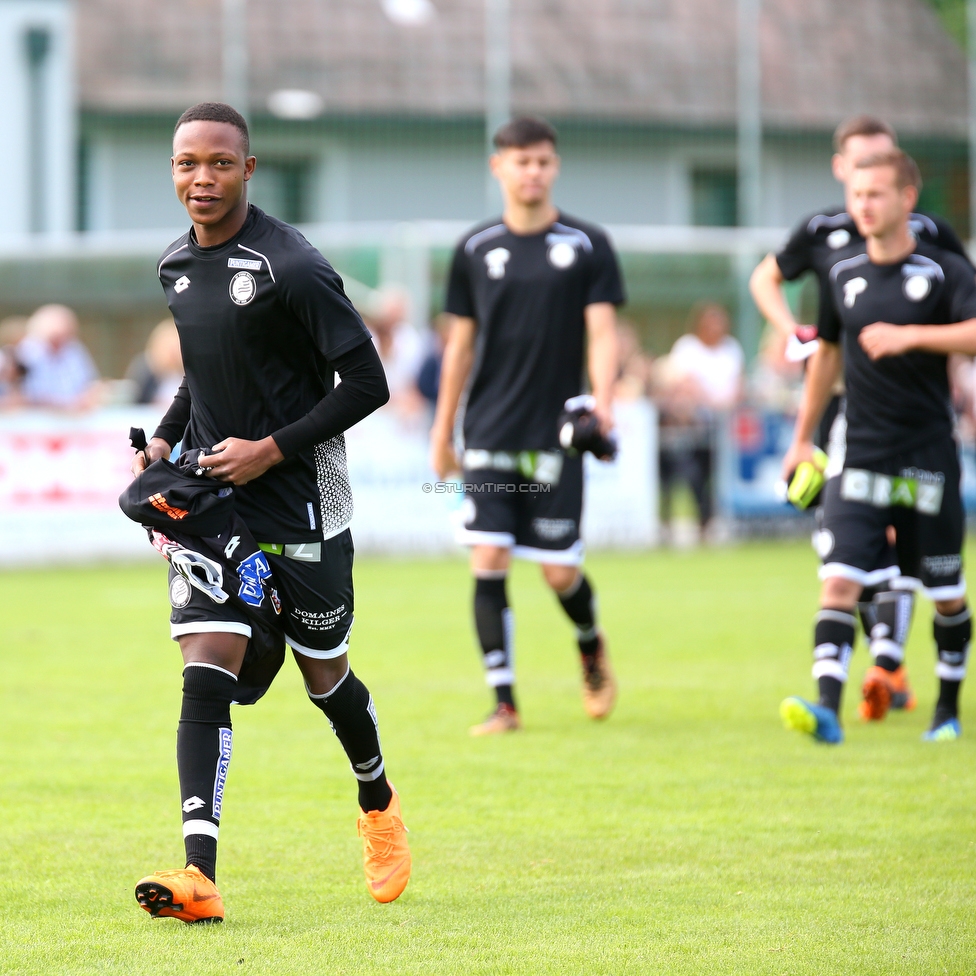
[2,541,976,975]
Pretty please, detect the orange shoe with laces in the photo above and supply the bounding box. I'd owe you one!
[357,781,411,903]
[859,664,917,721]
[134,864,224,924]
[582,635,617,720]
[469,702,521,736]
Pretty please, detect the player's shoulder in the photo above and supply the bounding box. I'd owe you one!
[911,239,975,281]
[549,213,611,253]
[240,207,326,276]
[457,218,509,257]
[157,231,191,277]
[825,241,870,282]
[792,205,856,241]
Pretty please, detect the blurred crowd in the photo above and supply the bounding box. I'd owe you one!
[7,294,976,547]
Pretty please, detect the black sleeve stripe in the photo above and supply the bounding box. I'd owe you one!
[237,244,276,283]
[463,224,506,255]
[158,243,189,277]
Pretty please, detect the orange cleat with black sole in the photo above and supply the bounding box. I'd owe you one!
[134,864,224,924]
[859,664,917,721]
[358,781,411,903]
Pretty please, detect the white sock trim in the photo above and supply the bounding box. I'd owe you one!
[182,820,219,840]
[183,662,239,680]
[351,759,386,782]
[936,663,968,681]
[306,664,352,700]
[486,667,514,687]
[869,638,905,664]
[812,659,849,682]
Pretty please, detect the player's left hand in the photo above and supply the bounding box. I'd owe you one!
[198,436,284,485]
[859,322,917,360]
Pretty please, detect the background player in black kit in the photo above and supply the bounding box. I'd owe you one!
[130,103,410,921]
[751,115,972,723]
[430,117,623,735]
[779,148,976,745]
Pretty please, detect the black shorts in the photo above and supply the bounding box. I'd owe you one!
[456,453,584,564]
[815,438,965,600]
[171,528,355,659]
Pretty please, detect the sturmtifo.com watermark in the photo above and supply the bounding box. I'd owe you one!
[421,482,552,494]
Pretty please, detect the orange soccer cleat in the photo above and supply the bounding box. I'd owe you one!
[859,664,917,721]
[582,635,617,720]
[357,782,411,903]
[469,702,522,736]
[134,864,224,924]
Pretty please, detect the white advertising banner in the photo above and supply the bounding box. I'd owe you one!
[0,401,658,567]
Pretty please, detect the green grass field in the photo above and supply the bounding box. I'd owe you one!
[3,541,976,975]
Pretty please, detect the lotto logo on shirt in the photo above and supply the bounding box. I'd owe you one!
[229,271,257,305]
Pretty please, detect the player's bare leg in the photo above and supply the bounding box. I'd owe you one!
[135,632,246,923]
[469,545,521,735]
[294,648,410,901]
[543,563,616,720]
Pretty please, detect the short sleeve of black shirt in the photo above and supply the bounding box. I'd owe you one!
[445,243,476,318]
[775,218,819,281]
[946,255,976,322]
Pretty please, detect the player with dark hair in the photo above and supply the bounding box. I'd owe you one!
[780,148,976,744]
[130,102,410,922]
[750,115,972,722]
[431,115,624,734]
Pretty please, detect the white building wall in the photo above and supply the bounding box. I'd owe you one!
[0,0,75,234]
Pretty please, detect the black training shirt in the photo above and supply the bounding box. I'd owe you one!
[154,205,375,542]
[776,206,970,334]
[445,213,625,451]
[821,239,976,466]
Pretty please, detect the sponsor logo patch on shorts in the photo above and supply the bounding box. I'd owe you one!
[532,517,576,541]
[170,574,192,608]
[921,554,962,579]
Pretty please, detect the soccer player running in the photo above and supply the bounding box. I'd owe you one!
[130,103,410,922]
[430,116,624,735]
[779,148,976,745]
[751,115,971,722]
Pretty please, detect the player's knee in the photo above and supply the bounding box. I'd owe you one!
[819,576,861,610]
[934,597,967,617]
[471,545,510,574]
[543,564,578,593]
[180,663,238,724]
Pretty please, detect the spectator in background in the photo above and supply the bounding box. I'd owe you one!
[614,320,653,401]
[0,315,29,407]
[17,304,101,410]
[655,302,743,543]
[365,287,426,418]
[417,313,452,411]
[127,318,184,405]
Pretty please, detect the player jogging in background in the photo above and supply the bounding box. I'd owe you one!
[130,102,410,922]
[430,116,624,735]
[780,148,976,745]
[751,115,972,723]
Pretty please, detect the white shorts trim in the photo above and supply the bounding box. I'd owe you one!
[923,578,967,601]
[818,563,899,587]
[456,529,516,549]
[512,540,585,566]
[171,621,252,641]
[289,621,353,661]
[182,819,219,840]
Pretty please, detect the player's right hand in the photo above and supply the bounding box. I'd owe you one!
[130,437,172,478]
[430,434,460,482]
[780,439,816,482]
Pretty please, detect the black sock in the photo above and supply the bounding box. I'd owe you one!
[308,667,392,813]
[556,573,600,663]
[474,575,516,710]
[933,606,971,721]
[177,664,238,884]
[812,609,855,714]
[869,587,915,672]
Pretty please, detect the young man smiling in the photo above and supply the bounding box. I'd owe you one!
[780,149,976,745]
[131,102,410,922]
[431,116,624,734]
